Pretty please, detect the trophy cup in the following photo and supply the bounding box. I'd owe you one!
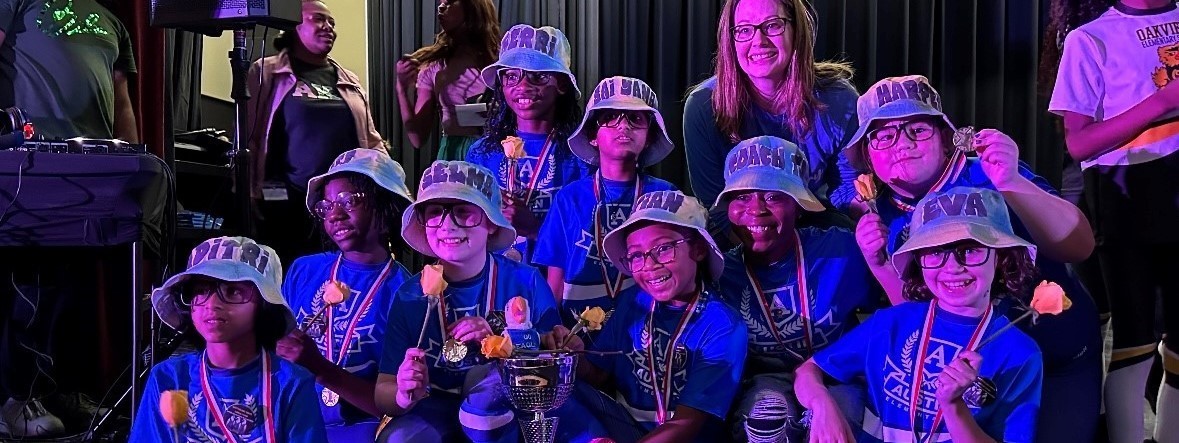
[498,352,577,443]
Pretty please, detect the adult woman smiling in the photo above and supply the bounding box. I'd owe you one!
[684,0,859,238]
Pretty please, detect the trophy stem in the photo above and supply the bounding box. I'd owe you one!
[519,415,559,443]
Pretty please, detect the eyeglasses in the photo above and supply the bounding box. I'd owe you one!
[731,16,791,43]
[416,203,486,228]
[867,120,939,150]
[595,110,651,129]
[917,244,992,269]
[498,68,558,88]
[180,281,256,307]
[622,238,692,273]
[313,191,366,219]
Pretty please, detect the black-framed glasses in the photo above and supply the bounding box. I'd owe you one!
[917,245,992,269]
[498,68,557,88]
[595,110,651,129]
[867,120,939,150]
[622,238,692,273]
[416,203,486,228]
[732,16,791,43]
[313,191,366,219]
[179,280,256,307]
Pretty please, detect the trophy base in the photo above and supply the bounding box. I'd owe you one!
[520,416,559,443]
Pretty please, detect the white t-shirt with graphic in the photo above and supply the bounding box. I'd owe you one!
[1050,5,1179,168]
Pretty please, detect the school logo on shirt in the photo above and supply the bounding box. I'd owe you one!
[736,284,838,356]
[574,202,634,263]
[625,325,689,402]
[37,0,111,37]
[881,330,979,418]
[421,301,482,371]
[186,392,263,442]
[500,153,558,215]
[296,285,379,369]
[290,80,341,100]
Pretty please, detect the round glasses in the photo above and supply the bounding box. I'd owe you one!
[621,238,691,273]
[595,110,651,129]
[313,191,366,219]
[731,16,790,43]
[498,68,558,88]
[867,120,939,150]
[180,280,256,307]
[416,203,485,228]
[917,245,992,269]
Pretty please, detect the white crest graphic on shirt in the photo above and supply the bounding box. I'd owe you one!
[184,391,263,443]
[499,153,558,218]
[574,202,635,264]
[882,329,979,420]
[736,283,840,356]
[423,302,481,372]
[625,325,689,405]
[297,284,379,365]
[290,81,341,100]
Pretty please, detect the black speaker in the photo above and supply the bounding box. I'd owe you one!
[149,0,300,33]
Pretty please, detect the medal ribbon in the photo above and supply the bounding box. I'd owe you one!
[326,256,395,365]
[889,151,967,213]
[645,290,701,425]
[593,172,642,299]
[743,229,812,359]
[908,299,993,443]
[435,257,499,345]
[512,133,555,206]
[199,351,276,443]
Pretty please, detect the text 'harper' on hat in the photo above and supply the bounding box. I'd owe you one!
[870,75,942,110]
[420,161,497,199]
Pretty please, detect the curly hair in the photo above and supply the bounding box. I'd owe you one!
[470,79,584,163]
[309,172,411,258]
[409,0,500,67]
[1037,0,1114,98]
[706,0,854,141]
[901,243,1039,305]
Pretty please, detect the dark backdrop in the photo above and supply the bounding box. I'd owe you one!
[367,0,1064,193]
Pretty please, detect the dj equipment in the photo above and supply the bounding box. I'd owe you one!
[149,0,300,33]
[7,138,149,155]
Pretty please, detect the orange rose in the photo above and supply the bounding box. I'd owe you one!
[854,174,878,202]
[159,390,189,428]
[501,136,526,159]
[579,306,607,331]
[506,296,530,328]
[323,281,351,305]
[481,333,515,359]
[421,264,448,296]
[1030,280,1072,315]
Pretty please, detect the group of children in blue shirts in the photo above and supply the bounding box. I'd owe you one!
[127,20,1097,443]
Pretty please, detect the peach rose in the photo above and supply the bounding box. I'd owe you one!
[854,174,878,202]
[481,333,515,359]
[506,296,530,328]
[159,390,189,428]
[1030,280,1072,315]
[501,136,526,159]
[579,306,607,331]
[323,281,351,305]
[421,264,448,296]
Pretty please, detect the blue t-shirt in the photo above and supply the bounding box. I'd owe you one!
[878,157,1101,373]
[532,173,678,324]
[466,131,593,261]
[378,254,560,393]
[282,252,410,426]
[813,302,1043,443]
[718,226,872,373]
[682,77,860,215]
[130,351,328,443]
[585,287,747,437]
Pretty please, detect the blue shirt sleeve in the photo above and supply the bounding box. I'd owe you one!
[531,185,571,270]
[682,82,729,210]
[995,351,1044,443]
[284,366,330,443]
[379,285,417,375]
[526,265,561,332]
[675,312,748,420]
[812,308,888,383]
[824,81,862,211]
[129,365,169,443]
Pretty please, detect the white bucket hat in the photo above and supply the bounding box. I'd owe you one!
[401,161,518,257]
[567,76,674,168]
[305,148,414,213]
[714,136,824,212]
[602,190,725,281]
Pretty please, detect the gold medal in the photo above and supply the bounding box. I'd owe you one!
[442,338,468,363]
[321,387,340,407]
[953,126,977,152]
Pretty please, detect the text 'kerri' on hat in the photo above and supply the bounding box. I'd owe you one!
[891,187,1037,276]
[400,160,518,258]
[305,148,414,214]
[151,236,295,332]
[842,74,957,171]
[568,76,674,168]
[714,136,824,212]
[480,24,580,98]
[601,190,725,281]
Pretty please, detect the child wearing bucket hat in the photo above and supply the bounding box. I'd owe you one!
[551,190,748,442]
[796,187,1044,443]
[841,75,1102,441]
[533,75,679,326]
[130,237,328,443]
[465,24,592,263]
[276,149,414,442]
[374,160,561,442]
[713,136,873,442]
[1050,2,1179,441]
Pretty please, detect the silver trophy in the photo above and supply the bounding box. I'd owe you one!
[498,352,577,443]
